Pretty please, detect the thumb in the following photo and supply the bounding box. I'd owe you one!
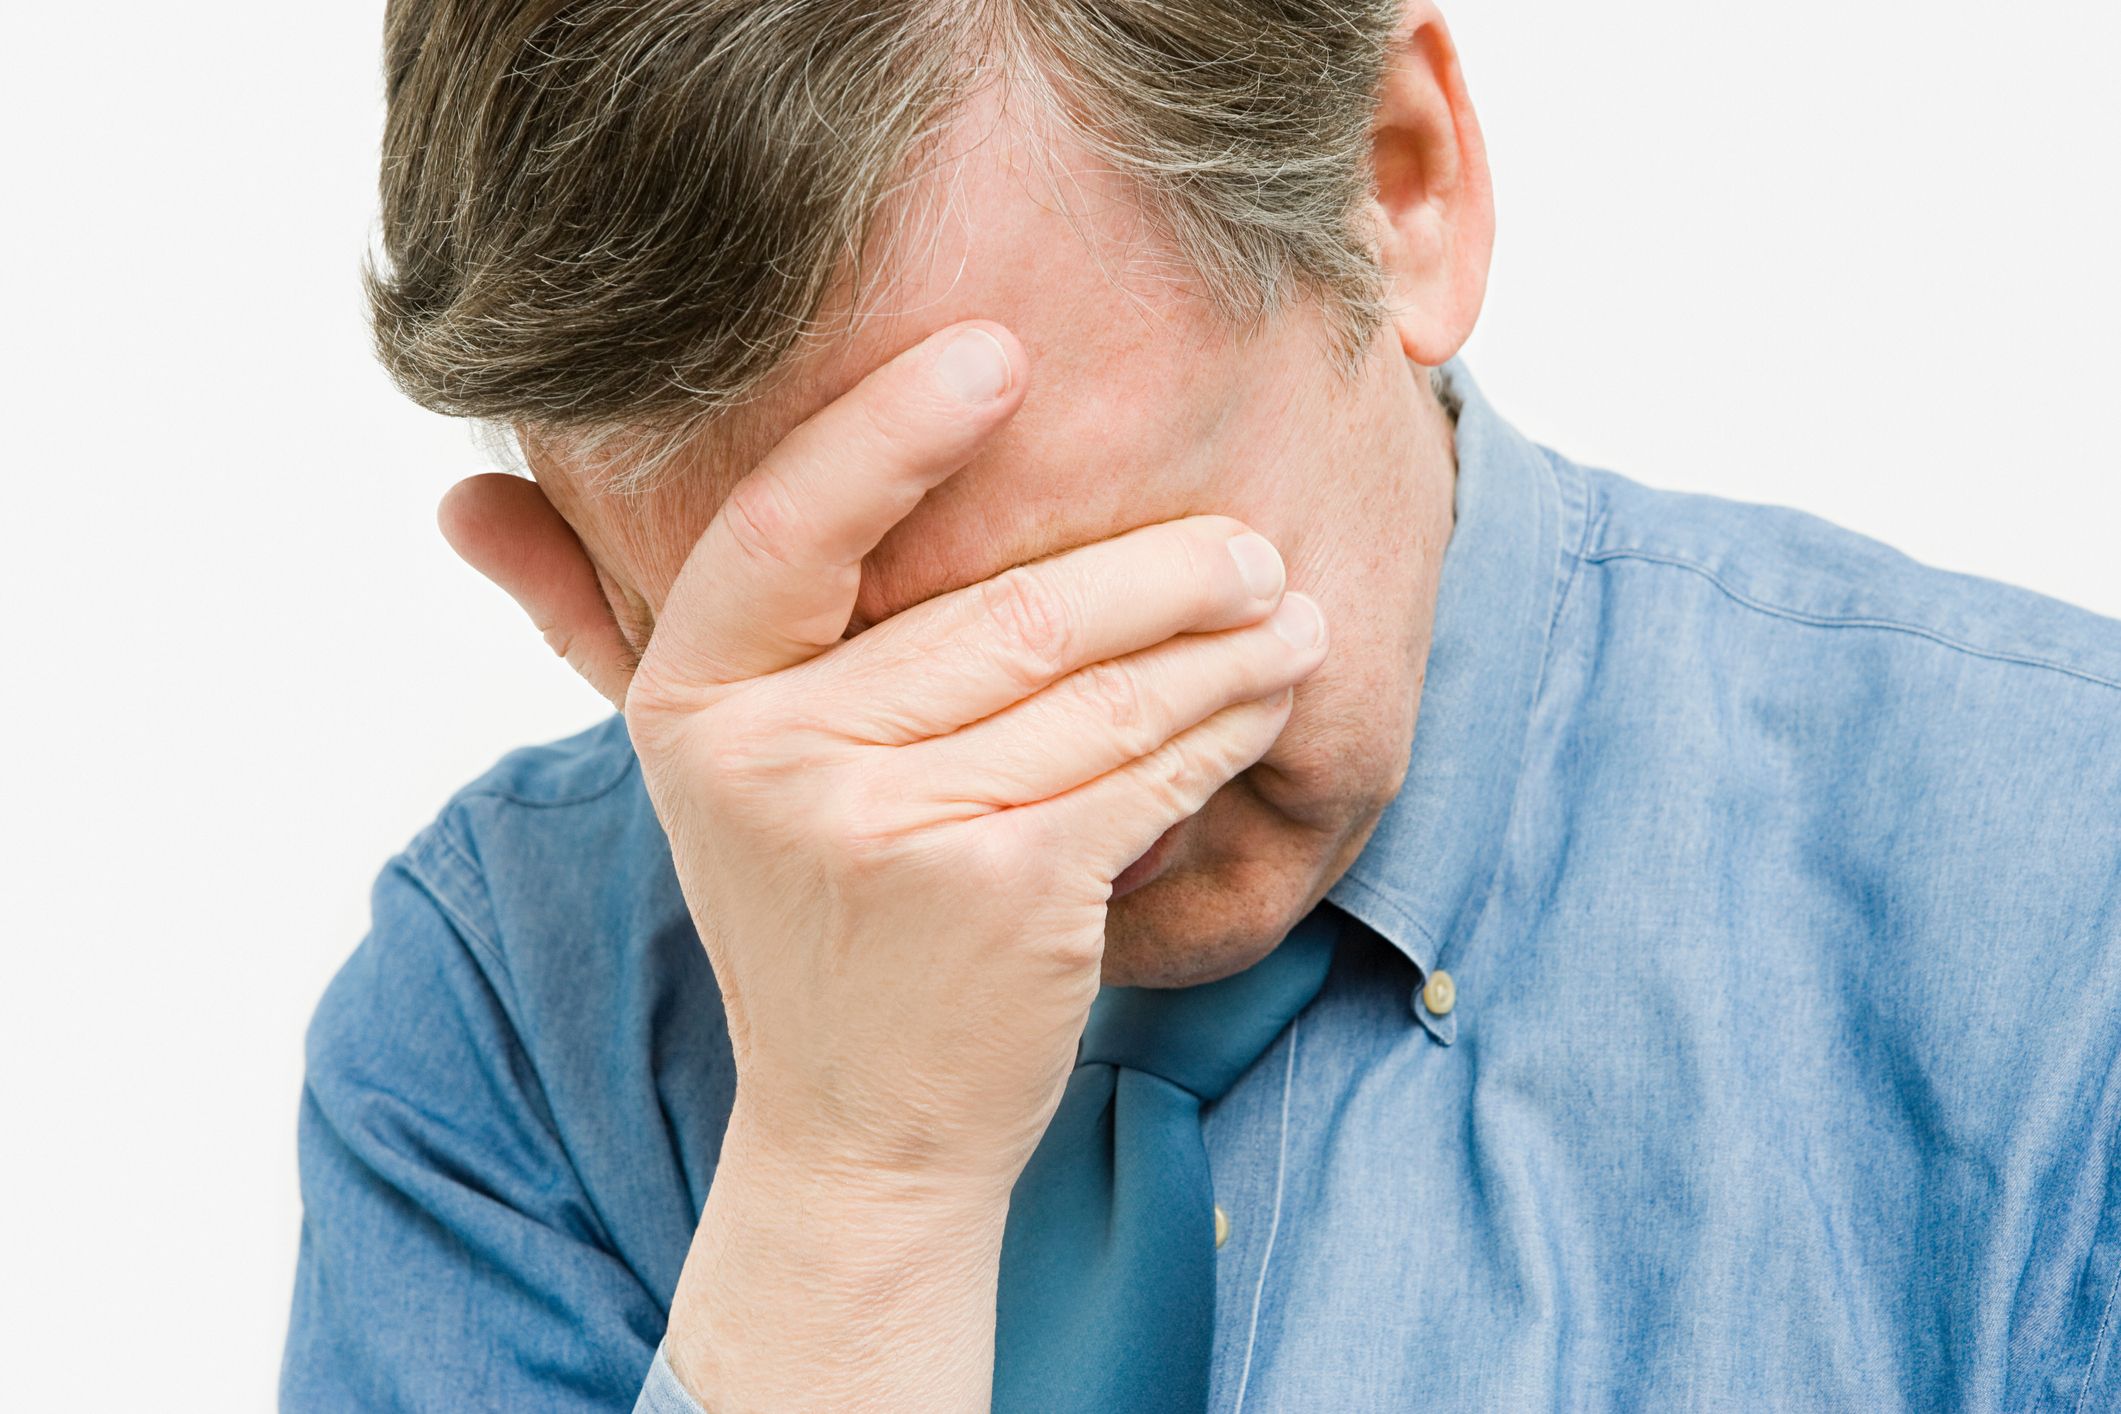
[437,472,637,711]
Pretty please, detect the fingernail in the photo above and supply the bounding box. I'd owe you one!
[1226,532,1285,600]
[1269,592,1325,649]
[935,327,1011,403]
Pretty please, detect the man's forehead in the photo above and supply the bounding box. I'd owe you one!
[735,139,1206,448]
[568,88,1270,624]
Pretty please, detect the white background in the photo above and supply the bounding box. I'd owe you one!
[3,2,2114,1406]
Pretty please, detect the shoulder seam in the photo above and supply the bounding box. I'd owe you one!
[397,820,511,977]
[1584,547,2121,694]
[356,833,621,1261]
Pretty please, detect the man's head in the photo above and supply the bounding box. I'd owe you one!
[382,0,1493,984]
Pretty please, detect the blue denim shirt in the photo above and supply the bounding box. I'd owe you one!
[282,361,2121,1411]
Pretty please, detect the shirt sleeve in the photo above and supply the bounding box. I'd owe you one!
[281,845,675,1411]
[633,1343,711,1414]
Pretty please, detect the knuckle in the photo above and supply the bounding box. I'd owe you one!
[718,476,805,572]
[961,818,1049,894]
[971,805,1085,894]
[1143,737,1199,812]
[1074,660,1150,749]
[817,774,910,871]
[979,567,1075,686]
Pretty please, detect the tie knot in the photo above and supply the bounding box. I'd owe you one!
[1076,904,1344,1102]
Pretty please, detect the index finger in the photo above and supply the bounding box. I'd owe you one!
[631,321,1024,704]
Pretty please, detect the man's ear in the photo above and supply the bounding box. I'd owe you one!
[438,471,641,712]
[1366,3,1494,367]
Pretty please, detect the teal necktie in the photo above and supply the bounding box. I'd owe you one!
[992,904,1346,1412]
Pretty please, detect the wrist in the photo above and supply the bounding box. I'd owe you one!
[660,1096,1014,1412]
[723,1085,1029,1212]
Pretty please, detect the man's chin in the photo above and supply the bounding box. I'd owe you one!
[1100,851,1312,988]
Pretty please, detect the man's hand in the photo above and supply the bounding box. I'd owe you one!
[438,321,1328,1411]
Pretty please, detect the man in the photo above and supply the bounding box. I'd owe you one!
[282,0,2121,1409]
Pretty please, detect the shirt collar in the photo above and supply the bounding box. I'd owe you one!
[1324,358,1575,1037]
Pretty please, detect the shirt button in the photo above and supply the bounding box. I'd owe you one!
[1213,1203,1231,1249]
[1422,969,1456,1017]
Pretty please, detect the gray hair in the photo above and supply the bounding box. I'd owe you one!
[371,0,1421,491]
